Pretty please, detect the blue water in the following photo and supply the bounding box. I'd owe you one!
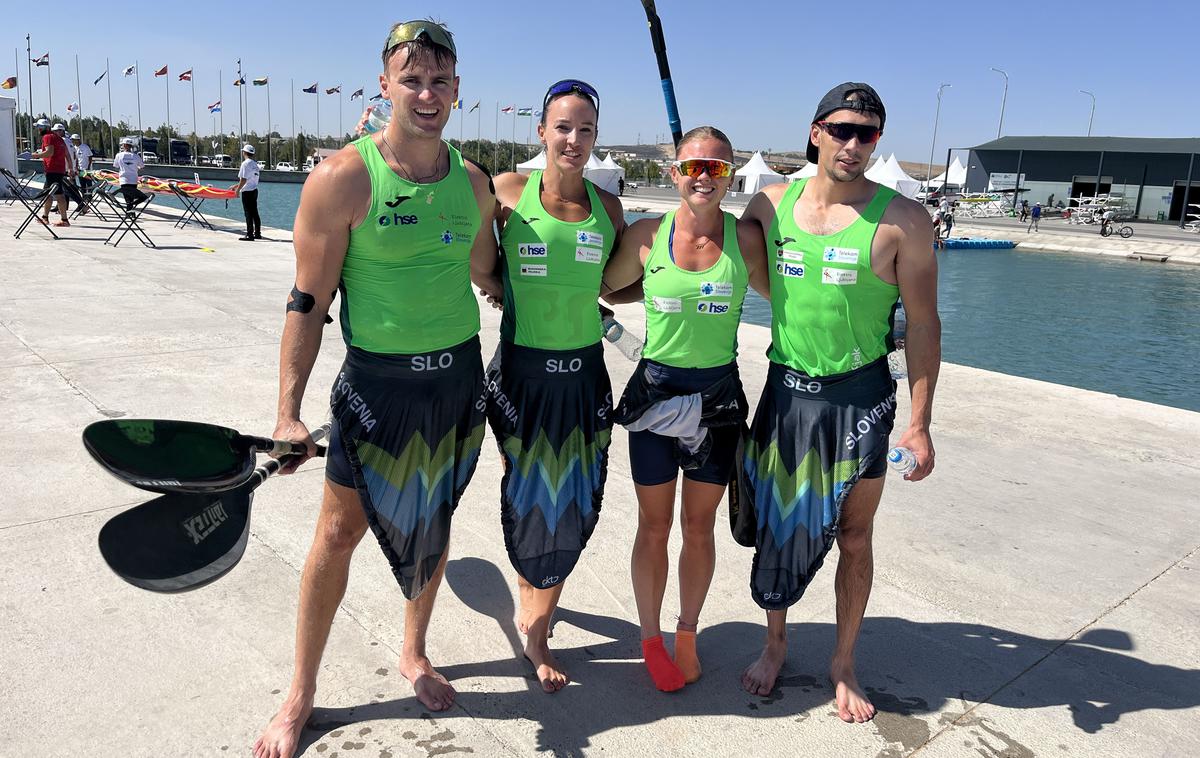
[146,182,1200,413]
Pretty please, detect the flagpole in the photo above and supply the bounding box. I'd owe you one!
[46,53,52,123]
[236,59,243,146]
[527,112,532,152]
[266,79,273,168]
[74,54,82,146]
[218,68,224,157]
[458,103,463,148]
[25,35,33,142]
[105,58,113,155]
[135,59,142,145]
[338,88,343,145]
[13,47,22,151]
[493,101,499,173]
[475,104,481,163]
[190,72,197,166]
[510,109,516,172]
[164,66,171,163]
[290,78,296,166]
[316,83,320,149]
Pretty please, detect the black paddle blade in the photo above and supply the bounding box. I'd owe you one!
[97,483,255,593]
[83,419,256,494]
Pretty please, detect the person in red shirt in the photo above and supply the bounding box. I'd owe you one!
[29,118,70,227]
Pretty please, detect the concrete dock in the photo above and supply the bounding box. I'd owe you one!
[2,201,1198,757]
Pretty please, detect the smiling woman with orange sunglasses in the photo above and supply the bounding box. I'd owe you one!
[600,126,768,691]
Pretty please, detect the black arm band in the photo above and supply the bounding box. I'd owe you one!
[286,285,316,314]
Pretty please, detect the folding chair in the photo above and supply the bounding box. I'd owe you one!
[84,181,127,223]
[11,182,61,240]
[169,183,215,230]
[104,192,157,248]
[1,168,37,205]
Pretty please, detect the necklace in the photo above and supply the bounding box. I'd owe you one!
[380,133,447,184]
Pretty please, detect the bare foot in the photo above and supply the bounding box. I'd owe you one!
[830,661,876,723]
[516,584,554,638]
[741,640,786,696]
[252,692,312,758]
[524,636,569,693]
[400,654,456,712]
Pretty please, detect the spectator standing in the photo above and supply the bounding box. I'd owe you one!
[29,118,70,227]
[232,143,262,241]
[1027,201,1041,233]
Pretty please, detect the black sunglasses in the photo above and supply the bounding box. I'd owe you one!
[542,79,600,119]
[816,121,882,144]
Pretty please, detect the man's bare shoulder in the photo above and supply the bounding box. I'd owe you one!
[304,144,368,194]
[760,181,790,202]
[493,170,528,205]
[882,193,933,233]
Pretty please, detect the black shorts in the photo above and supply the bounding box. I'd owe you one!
[627,361,741,487]
[44,172,67,195]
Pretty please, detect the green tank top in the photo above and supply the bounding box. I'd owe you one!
[498,170,615,350]
[339,136,481,354]
[767,179,900,376]
[642,211,748,369]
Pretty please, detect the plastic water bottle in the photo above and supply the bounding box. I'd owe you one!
[889,303,907,379]
[888,350,907,380]
[886,447,917,476]
[364,100,393,133]
[602,317,643,361]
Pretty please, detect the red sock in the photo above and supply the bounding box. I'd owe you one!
[642,635,686,692]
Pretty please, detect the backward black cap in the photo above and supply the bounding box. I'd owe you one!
[806,82,886,163]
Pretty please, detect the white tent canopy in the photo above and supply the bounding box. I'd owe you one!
[930,156,967,187]
[515,150,625,194]
[735,151,786,194]
[865,153,922,198]
[788,162,818,180]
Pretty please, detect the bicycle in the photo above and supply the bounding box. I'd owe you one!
[1100,222,1133,238]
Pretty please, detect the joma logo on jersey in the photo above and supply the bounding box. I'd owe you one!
[379,213,419,227]
[776,261,805,278]
[518,243,548,257]
[696,300,730,315]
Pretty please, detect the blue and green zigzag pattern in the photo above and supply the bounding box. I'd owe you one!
[355,422,486,535]
[744,438,860,546]
[501,426,610,534]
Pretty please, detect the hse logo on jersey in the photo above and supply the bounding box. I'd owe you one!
[575,246,602,264]
[576,230,604,247]
[822,268,858,286]
[696,300,731,315]
[822,246,860,264]
[699,281,732,297]
[379,212,419,227]
[776,260,806,278]
[518,242,548,258]
[520,264,548,277]
[652,296,681,313]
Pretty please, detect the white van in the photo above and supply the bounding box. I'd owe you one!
[211,154,233,168]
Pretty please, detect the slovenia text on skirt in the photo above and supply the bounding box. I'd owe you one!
[485,340,612,589]
[738,357,896,610]
[327,336,486,599]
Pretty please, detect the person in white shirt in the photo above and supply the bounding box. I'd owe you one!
[113,137,149,209]
[73,133,94,214]
[1100,209,1115,235]
[231,143,262,240]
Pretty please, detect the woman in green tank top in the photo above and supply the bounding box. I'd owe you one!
[485,79,626,694]
[601,126,770,691]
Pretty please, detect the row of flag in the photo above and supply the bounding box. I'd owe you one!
[501,106,541,117]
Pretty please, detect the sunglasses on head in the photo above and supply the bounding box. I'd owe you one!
[542,79,600,118]
[385,21,457,58]
[816,121,882,144]
[672,158,734,179]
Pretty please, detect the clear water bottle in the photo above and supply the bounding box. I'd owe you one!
[602,317,643,361]
[364,100,393,134]
[886,447,917,476]
[888,349,907,380]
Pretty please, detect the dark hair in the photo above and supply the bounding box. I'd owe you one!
[381,20,457,70]
[677,126,734,160]
[539,91,598,127]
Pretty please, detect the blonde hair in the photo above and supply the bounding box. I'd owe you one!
[677,126,734,160]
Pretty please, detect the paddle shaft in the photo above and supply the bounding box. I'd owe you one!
[240,434,328,459]
[245,422,331,486]
[640,0,683,149]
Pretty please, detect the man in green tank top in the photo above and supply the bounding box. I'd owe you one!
[738,83,941,724]
[256,22,500,758]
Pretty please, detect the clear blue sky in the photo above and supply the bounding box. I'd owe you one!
[6,0,1196,163]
